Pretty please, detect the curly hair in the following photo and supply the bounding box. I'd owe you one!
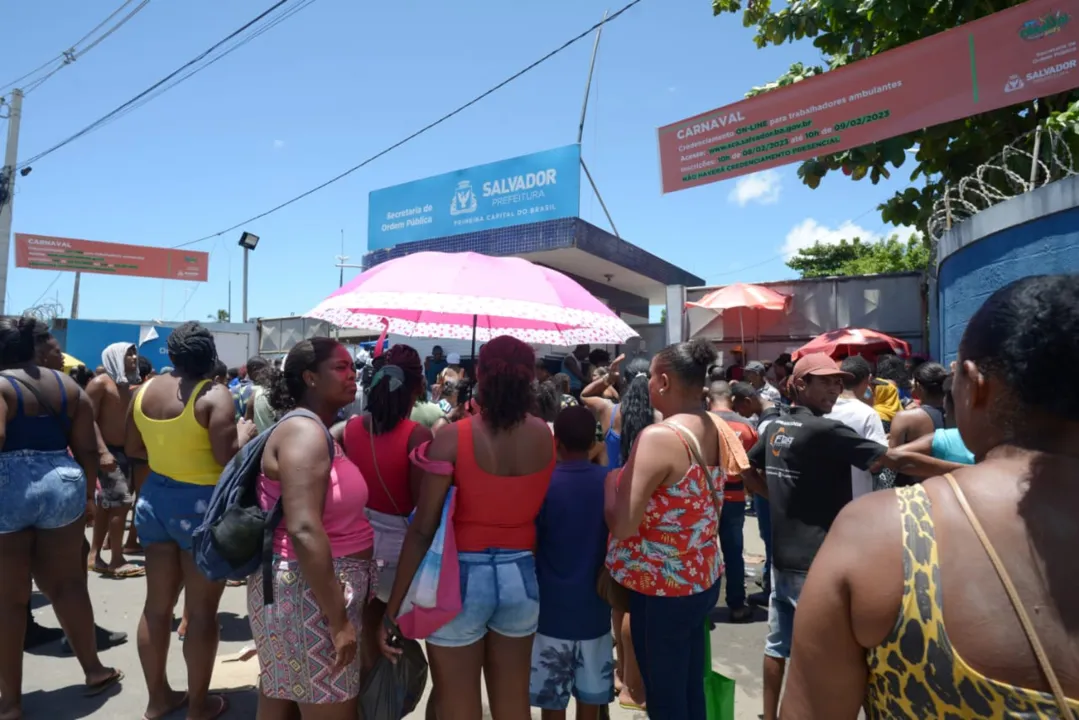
[368,344,424,435]
[246,356,272,387]
[532,380,560,424]
[269,337,341,413]
[477,335,535,432]
[167,321,218,379]
[619,355,655,465]
[960,274,1079,435]
[875,353,908,389]
[0,315,48,366]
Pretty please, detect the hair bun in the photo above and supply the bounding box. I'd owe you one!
[687,338,718,368]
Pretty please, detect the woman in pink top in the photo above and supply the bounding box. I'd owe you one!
[247,338,375,719]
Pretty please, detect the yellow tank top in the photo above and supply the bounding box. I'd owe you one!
[866,484,1079,718]
[133,378,224,486]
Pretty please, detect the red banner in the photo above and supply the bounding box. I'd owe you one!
[15,233,209,282]
[658,0,1079,193]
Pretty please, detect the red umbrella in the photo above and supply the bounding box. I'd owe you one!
[686,283,791,349]
[792,328,911,361]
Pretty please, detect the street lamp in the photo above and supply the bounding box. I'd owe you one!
[238,231,260,322]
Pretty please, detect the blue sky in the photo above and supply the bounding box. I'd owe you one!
[2,0,917,322]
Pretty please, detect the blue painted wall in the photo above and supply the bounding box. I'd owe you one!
[938,206,1079,365]
[52,320,175,372]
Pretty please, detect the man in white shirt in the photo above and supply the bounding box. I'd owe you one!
[825,355,887,498]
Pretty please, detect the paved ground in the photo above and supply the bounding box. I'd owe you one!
[21,519,769,719]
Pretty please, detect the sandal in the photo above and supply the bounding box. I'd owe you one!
[141,692,188,720]
[103,564,146,579]
[84,669,124,697]
[198,695,229,720]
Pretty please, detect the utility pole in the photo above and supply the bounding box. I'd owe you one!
[71,271,81,318]
[0,89,25,316]
[336,228,347,287]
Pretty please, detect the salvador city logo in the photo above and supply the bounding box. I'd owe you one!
[1019,11,1071,41]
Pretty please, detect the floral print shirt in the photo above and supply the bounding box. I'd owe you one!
[606,457,725,597]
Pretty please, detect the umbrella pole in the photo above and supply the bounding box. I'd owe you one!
[467,314,478,407]
[739,308,745,348]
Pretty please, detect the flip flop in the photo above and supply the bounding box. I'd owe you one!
[199,695,229,720]
[618,699,646,712]
[104,564,146,579]
[141,692,188,720]
[84,669,124,697]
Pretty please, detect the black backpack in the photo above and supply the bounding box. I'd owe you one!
[191,409,333,604]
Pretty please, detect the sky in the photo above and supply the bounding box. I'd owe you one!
[1,0,920,323]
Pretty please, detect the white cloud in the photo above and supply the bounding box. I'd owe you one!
[272,139,285,150]
[728,170,782,207]
[782,218,918,258]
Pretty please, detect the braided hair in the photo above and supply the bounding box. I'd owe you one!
[167,322,218,379]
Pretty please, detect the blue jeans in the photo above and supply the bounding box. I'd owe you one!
[426,549,540,648]
[754,495,772,593]
[765,569,806,659]
[0,450,86,533]
[629,581,720,720]
[134,471,215,551]
[718,499,746,609]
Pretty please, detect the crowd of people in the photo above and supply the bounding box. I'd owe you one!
[0,273,1076,720]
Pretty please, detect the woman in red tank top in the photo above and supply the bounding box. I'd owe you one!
[380,336,555,719]
[337,344,432,674]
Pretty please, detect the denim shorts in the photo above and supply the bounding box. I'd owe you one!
[426,549,540,648]
[764,568,807,659]
[0,450,86,534]
[134,471,215,552]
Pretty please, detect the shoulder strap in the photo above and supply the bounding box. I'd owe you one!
[366,416,407,522]
[278,408,335,459]
[50,370,69,414]
[943,472,1076,718]
[664,419,723,519]
[0,372,69,429]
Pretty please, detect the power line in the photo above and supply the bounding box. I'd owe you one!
[26,273,63,310]
[100,0,318,130]
[18,0,309,169]
[173,0,646,249]
[2,0,150,96]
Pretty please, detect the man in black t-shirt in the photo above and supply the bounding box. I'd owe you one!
[746,353,892,720]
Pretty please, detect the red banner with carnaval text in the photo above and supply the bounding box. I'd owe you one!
[657,0,1079,193]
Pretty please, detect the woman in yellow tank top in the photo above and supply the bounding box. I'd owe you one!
[778,276,1079,720]
[124,322,257,720]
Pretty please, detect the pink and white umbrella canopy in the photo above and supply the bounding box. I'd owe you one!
[306,251,639,346]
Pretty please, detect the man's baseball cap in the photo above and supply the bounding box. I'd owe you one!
[744,360,767,374]
[447,352,461,365]
[791,353,852,383]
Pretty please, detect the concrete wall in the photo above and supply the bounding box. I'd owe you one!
[935,175,1079,365]
[682,273,927,364]
[52,319,258,370]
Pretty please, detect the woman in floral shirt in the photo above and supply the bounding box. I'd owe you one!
[605,338,749,720]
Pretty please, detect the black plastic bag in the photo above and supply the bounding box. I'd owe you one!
[360,637,428,719]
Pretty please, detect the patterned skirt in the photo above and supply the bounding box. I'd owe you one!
[247,556,376,703]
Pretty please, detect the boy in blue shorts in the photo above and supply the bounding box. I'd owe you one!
[530,405,615,719]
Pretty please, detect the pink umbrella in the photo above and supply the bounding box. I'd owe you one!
[792,328,911,361]
[305,251,638,346]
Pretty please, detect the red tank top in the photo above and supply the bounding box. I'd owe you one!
[453,417,554,552]
[343,416,418,516]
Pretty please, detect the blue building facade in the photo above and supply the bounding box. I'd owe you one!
[934,177,1079,365]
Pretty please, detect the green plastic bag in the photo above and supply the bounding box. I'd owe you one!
[704,622,736,720]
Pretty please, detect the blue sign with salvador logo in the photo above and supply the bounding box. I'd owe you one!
[367,144,581,250]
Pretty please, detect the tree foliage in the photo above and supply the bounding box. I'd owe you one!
[786,234,931,278]
[711,0,1079,233]
[209,309,230,322]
